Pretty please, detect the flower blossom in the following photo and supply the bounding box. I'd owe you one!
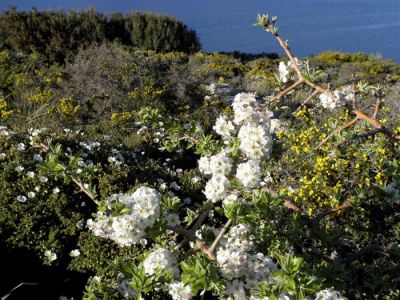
[143,248,178,276]
[87,187,161,246]
[168,281,192,300]
[213,116,235,139]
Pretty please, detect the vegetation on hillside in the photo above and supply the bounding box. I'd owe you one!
[0,9,400,300]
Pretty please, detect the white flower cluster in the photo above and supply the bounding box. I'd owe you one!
[319,90,346,110]
[0,125,15,137]
[315,289,345,300]
[168,281,193,300]
[216,224,277,299]
[143,248,178,276]
[44,250,57,262]
[278,58,303,83]
[319,87,357,110]
[199,93,273,202]
[87,187,161,246]
[236,160,261,188]
[198,151,233,176]
[213,116,235,139]
[79,141,101,151]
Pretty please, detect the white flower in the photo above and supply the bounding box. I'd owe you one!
[33,154,43,162]
[27,171,35,178]
[278,61,290,83]
[165,213,181,226]
[223,193,238,206]
[69,249,81,257]
[315,289,345,300]
[27,191,36,198]
[17,143,26,151]
[210,151,233,176]
[270,118,283,134]
[199,152,233,177]
[168,281,192,300]
[143,248,177,276]
[0,153,6,160]
[238,122,272,159]
[39,176,48,183]
[191,176,200,184]
[213,116,235,139]
[15,166,24,172]
[44,250,57,262]
[203,174,230,203]
[225,279,246,299]
[108,156,117,163]
[53,187,61,194]
[236,160,261,188]
[232,93,257,125]
[198,156,211,175]
[319,90,345,110]
[87,187,161,247]
[16,195,27,203]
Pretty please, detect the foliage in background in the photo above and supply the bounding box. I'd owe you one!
[0,8,201,63]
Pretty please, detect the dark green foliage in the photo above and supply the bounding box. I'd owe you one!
[125,13,201,53]
[0,8,201,63]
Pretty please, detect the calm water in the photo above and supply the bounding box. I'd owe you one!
[1,0,400,61]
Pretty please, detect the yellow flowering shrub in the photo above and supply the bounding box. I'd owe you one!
[0,97,13,119]
[275,107,395,215]
[111,112,133,123]
[57,97,80,116]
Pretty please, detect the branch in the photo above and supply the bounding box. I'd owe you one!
[208,219,232,254]
[70,175,98,205]
[266,78,304,104]
[264,24,400,142]
[316,117,359,149]
[372,96,382,120]
[314,201,353,222]
[293,90,319,114]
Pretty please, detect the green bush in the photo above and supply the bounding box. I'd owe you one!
[0,8,201,63]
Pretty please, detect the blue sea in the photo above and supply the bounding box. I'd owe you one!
[1,0,399,62]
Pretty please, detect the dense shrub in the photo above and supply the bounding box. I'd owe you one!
[0,8,201,63]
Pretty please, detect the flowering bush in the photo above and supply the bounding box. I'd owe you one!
[1,13,400,300]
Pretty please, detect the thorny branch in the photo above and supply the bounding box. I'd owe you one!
[260,22,400,141]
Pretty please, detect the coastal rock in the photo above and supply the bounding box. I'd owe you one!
[206,83,240,101]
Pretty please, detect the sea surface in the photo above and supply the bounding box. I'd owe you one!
[1,0,399,62]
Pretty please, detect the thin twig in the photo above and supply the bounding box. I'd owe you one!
[314,201,353,222]
[208,219,232,254]
[372,97,382,120]
[293,90,319,114]
[266,79,304,104]
[70,175,98,205]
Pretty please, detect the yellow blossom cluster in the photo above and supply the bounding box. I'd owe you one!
[277,107,393,215]
[57,97,80,116]
[111,112,133,123]
[0,97,13,119]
